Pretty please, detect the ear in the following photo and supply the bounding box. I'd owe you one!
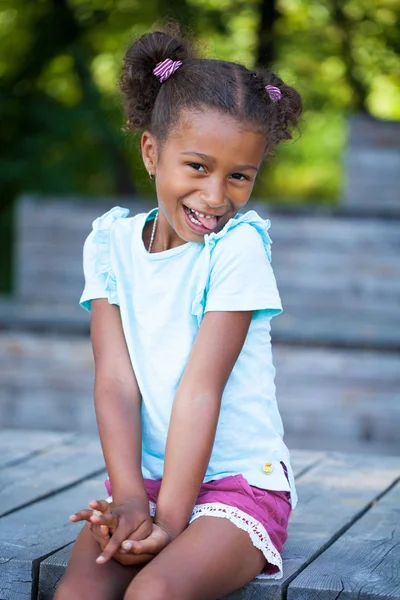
[141,131,158,177]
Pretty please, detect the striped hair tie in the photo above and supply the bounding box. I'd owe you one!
[153,58,183,83]
[265,85,282,102]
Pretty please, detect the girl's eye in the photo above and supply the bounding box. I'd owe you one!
[230,173,249,181]
[188,163,206,172]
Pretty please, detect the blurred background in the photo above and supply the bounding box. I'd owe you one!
[0,0,399,455]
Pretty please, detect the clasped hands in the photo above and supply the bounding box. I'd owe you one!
[70,497,174,566]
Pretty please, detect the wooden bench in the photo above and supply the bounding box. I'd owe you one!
[1,429,399,600]
[344,114,400,212]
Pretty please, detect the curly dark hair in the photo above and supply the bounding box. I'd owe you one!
[120,23,302,157]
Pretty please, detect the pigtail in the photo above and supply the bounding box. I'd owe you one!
[120,23,193,132]
[262,72,302,149]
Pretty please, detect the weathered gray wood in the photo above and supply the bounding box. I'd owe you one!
[272,308,400,350]
[287,481,400,600]
[0,430,71,471]
[344,114,400,210]
[0,332,96,432]
[275,345,400,456]
[38,545,73,600]
[222,452,400,599]
[0,474,106,600]
[15,197,144,303]
[289,450,326,476]
[0,432,105,517]
[0,299,90,332]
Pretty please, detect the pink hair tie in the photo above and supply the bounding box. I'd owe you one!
[153,58,182,83]
[265,85,282,102]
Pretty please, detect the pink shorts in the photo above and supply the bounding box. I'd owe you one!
[105,472,291,579]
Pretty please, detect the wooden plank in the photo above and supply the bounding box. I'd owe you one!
[38,545,74,600]
[0,474,106,600]
[0,434,105,517]
[0,430,71,471]
[272,309,400,349]
[287,481,400,600]
[274,345,400,455]
[222,452,400,599]
[289,450,326,476]
[347,114,400,147]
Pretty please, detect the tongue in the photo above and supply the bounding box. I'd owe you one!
[196,213,218,230]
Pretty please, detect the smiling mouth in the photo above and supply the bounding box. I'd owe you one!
[183,205,222,231]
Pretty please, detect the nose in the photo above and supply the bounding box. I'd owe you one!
[199,176,228,209]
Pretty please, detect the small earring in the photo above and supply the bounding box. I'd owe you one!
[148,171,154,180]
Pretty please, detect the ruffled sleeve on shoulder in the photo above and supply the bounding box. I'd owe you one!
[191,210,282,325]
[79,206,130,312]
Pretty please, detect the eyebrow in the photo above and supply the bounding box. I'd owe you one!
[180,151,258,172]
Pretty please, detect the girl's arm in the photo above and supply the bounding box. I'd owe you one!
[90,299,146,505]
[155,310,253,537]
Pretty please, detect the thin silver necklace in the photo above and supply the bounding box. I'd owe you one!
[148,212,158,253]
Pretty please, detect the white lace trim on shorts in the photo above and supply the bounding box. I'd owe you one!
[107,497,282,579]
[149,499,283,579]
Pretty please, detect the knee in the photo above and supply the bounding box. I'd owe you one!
[124,572,177,600]
[55,574,101,600]
[54,580,85,600]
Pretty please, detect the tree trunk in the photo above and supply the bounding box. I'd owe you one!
[256,0,279,67]
[331,0,368,112]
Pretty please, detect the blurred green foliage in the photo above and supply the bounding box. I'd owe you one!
[1,0,399,201]
[0,0,399,290]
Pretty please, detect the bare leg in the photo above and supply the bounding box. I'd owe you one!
[124,516,268,600]
[55,525,142,600]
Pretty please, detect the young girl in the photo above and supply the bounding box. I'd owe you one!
[56,24,302,600]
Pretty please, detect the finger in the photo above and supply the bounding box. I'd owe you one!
[90,524,110,547]
[117,520,152,554]
[99,528,111,551]
[89,499,111,513]
[121,520,153,544]
[90,512,119,530]
[69,509,93,522]
[96,530,126,564]
[121,535,159,556]
[91,523,108,536]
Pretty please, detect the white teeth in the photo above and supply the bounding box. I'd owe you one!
[186,207,217,222]
[189,213,201,225]
[192,209,211,219]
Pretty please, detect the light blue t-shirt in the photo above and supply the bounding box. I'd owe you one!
[80,206,297,508]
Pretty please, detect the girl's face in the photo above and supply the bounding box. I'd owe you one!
[142,109,266,249]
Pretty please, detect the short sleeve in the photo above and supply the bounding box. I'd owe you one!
[79,206,130,312]
[204,223,282,318]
